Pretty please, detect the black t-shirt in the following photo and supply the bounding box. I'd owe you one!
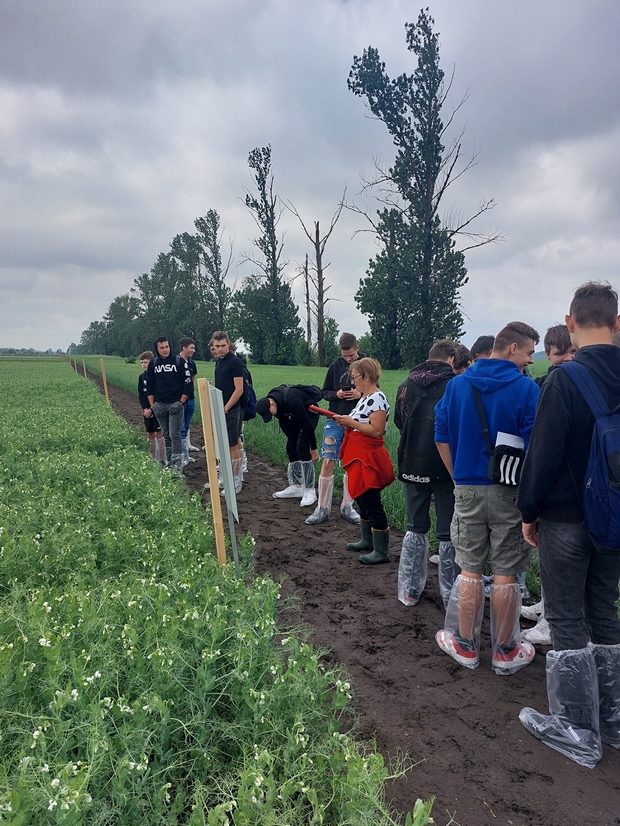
[214,351,244,409]
[182,357,197,400]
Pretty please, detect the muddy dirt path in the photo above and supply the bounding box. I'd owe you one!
[88,370,620,826]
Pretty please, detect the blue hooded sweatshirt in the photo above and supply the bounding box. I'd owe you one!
[434,359,540,485]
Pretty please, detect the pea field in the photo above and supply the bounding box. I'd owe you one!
[0,359,435,825]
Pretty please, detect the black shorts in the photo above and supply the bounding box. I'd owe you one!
[225,407,243,446]
[143,412,161,434]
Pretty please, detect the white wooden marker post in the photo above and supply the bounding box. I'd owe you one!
[196,378,240,574]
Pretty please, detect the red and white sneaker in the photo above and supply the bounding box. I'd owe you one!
[436,630,479,669]
[492,641,535,675]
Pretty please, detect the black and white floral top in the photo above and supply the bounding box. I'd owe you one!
[350,391,390,435]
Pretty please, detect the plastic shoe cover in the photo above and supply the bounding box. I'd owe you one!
[241,449,247,475]
[183,438,196,463]
[273,462,304,498]
[340,473,360,523]
[438,540,460,609]
[428,554,440,565]
[435,629,479,669]
[397,532,429,606]
[300,461,316,506]
[442,575,484,666]
[232,458,243,494]
[590,642,620,748]
[305,506,329,525]
[519,647,602,768]
[517,572,530,600]
[187,440,200,451]
[522,617,552,646]
[490,583,534,675]
[521,599,544,621]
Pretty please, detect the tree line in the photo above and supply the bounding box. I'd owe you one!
[76,10,497,369]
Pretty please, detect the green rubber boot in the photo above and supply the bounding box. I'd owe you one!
[359,528,390,565]
[346,519,373,551]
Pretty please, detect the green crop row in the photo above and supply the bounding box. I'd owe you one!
[0,360,433,825]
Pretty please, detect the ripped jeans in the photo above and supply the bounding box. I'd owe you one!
[320,416,345,462]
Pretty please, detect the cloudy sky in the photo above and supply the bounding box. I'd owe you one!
[1,0,619,353]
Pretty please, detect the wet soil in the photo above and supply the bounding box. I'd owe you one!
[87,369,620,826]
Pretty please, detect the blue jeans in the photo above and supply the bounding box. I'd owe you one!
[153,400,184,469]
[538,518,620,651]
[320,416,345,461]
[181,399,195,440]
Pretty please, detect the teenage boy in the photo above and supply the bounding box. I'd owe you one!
[518,282,620,768]
[212,331,244,493]
[179,337,198,464]
[395,339,457,608]
[138,351,165,463]
[146,336,191,474]
[433,322,540,675]
[256,387,320,507]
[305,332,364,525]
[470,335,495,361]
[534,323,577,387]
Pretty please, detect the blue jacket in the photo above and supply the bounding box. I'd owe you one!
[434,359,540,485]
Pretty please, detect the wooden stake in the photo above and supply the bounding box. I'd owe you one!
[100,358,110,405]
[196,377,227,566]
[82,359,87,377]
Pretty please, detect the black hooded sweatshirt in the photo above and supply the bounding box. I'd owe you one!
[394,360,455,484]
[518,344,620,524]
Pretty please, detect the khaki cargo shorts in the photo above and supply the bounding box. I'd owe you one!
[451,484,529,577]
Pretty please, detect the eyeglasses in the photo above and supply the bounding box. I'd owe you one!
[350,373,361,381]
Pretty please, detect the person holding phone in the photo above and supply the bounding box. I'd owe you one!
[305,333,366,525]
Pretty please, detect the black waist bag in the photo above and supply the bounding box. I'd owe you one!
[473,387,525,487]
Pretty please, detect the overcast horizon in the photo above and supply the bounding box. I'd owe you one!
[1,0,619,354]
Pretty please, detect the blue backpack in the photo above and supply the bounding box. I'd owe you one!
[561,361,620,552]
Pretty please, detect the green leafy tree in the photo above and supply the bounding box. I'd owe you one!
[348,9,498,368]
[236,146,301,364]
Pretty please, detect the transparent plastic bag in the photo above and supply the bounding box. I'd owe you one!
[590,641,620,748]
[520,647,602,768]
[489,583,534,675]
[397,532,428,606]
[438,540,460,609]
[439,575,484,668]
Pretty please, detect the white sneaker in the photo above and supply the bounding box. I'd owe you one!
[522,617,551,645]
[520,600,543,621]
[273,485,303,499]
[300,489,317,507]
[204,479,223,490]
[428,554,440,565]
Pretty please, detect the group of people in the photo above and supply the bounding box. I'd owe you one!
[139,281,620,771]
[254,281,620,771]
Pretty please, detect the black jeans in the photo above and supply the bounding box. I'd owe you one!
[539,518,620,651]
[356,488,388,531]
[278,414,318,462]
[403,480,455,541]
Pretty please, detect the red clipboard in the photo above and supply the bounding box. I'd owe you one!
[309,404,337,418]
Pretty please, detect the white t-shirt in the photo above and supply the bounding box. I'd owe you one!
[350,390,390,435]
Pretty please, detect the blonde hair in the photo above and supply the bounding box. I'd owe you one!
[352,357,381,384]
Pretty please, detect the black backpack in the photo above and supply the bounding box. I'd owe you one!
[241,366,257,421]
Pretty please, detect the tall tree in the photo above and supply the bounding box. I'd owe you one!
[286,195,344,367]
[236,146,301,364]
[348,9,498,367]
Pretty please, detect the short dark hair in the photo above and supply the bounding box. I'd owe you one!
[339,332,358,350]
[155,336,169,345]
[139,351,154,361]
[179,337,195,349]
[569,282,618,330]
[428,339,457,361]
[453,343,472,372]
[211,330,229,342]
[493,322,539,354]
[470,335,495,360]
[543,324,571,354]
